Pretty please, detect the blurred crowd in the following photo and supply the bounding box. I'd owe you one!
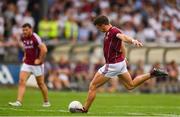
[44,0,180,43]
[0,0,180,44]
[0,0,180,93]
[0,0,180,60]
[0,0,179,62]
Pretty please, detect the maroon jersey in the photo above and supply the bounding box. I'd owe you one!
[103,27,124,64]
[21,33,42,65]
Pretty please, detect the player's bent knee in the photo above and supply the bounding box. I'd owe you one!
[37,82,45,88]
[89,83,97,91]
[126,82,135,90]
[19,79,26,85]
[126,86,135,90]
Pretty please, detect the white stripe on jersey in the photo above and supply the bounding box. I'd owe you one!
[33,33,42,45]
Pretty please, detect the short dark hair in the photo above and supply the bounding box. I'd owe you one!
[93,15,109,26]
[22,23,32,28]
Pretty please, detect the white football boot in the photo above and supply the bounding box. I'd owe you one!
[9,101,22,107]
[42,101,51,107]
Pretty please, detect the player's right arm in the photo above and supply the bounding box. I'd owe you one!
[116,33,143,47]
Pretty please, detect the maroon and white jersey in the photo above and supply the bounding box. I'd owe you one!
[103,26,124,64]
[21,33,42,65]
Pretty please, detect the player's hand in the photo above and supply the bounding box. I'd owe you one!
[132,40,143,47]
[34,59,42,64]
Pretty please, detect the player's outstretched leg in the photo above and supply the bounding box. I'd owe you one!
[73,72,109,113]
[36,75,51,107]
[118,68,168,90]
[9,71,30,107]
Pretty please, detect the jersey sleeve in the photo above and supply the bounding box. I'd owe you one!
[113,28,122,39]
[33,33,43,45]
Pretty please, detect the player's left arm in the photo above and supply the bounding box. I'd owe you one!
[34,33,48,64]
[35,43,48,65]
[38,43,48,62]
[116,33,143,47]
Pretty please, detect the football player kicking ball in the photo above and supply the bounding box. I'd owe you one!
[74,15,168,113]
[9,23,50,107]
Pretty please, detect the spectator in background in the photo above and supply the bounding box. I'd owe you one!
[46,57,60,90]
[106,78,118,93]
[11,18,24,62]
[135,24,146,43]
[172,15,180,32]
[0,1,4,14]
[22,11,35,28]
[64,15,78,43]
[176,29,180,42]
[150,62,168,93]
[133,60,144,78]
[38,15,59,44]
[121,15,136,38]
[0,15,5,60]
[11,21,22,40]
[44,60,52,84]
[57,57,71,90]
[159,19,176,43]
[148,15,161,36]
[165,60,179,93]
[78,21,90,43]
[29,2,41,33]
[48,16,59,41]
[4,3,16,37]
[38,17,50,41]
[143,25,156,42]
[46,56,71,91]
[17,0,28,15]
[166,60,179,80]
[133,60,155,93]
[0,0,179,45]
[0,16,4,40]
[85,17,98,42]
[73,59,89,91]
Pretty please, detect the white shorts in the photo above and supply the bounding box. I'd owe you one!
[21,63,44,77]
[98,60,128,78]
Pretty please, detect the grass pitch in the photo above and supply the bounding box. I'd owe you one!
[0,87,180,116]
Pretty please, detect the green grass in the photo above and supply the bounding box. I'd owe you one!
[0,87,180,116]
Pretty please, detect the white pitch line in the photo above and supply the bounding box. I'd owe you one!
[127,112,179,117]
[0,107,69,113]
[94,105,180,111]
[114,105,180,109]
